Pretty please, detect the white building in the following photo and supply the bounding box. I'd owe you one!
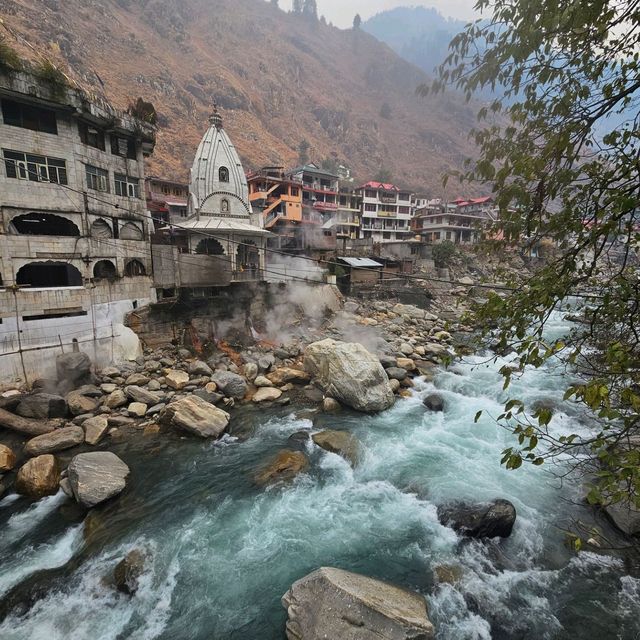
[356,181,414,243]
[0,68,156,386]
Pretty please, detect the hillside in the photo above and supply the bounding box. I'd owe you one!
[0,0,481,192]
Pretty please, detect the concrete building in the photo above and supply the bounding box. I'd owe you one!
[0,68,156,385]
[146,176,188,228]
[151,105,268,298]
[334,186,362,251]
[412,196,497,244]
[356,181,414,243]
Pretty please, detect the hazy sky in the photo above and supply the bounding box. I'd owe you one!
[278,1,478,28]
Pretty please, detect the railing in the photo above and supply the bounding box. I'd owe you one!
[232,268,263,282]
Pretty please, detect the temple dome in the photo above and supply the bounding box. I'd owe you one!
[188,105,250,218]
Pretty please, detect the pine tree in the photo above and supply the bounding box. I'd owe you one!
[302,0,317,21]
[353,14,362,29]
[292,0,303,14]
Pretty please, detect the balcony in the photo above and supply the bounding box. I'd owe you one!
[232,268,263,282]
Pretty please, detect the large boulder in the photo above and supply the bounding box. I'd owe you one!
[125,385,161,405]
[304,339,394,412]
[0,444,17,472]
[312,430,360,466]
[159,395,230,438]
[113,548,148,595]
[67,452,130,508]
[211,371,248,399]
[15,454,60,497]
[16,393,67,419]
[282,567,434,640]
[254,450,309,486]
[438,499,517,539]
[56,351,92,385]
[604,500,640,536]
[25,426,85,456]
[267,368,311,386]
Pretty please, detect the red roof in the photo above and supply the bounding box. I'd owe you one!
[453,196,493,206]
[359,181,399,191]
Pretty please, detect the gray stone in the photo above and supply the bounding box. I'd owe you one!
[100,383,117,394]
[84,415,109,445]
[386,367,408,381]
[604,500,640,536]
[68,451,130,508]
[67,391,99,416]
[243,362,258,381]
[282,567,434,640]
[253,387,283,403]
[114,549,148,595]
[304,339,394,412]
[189,360,213,376]
[258,354,276,371]
[146,403,166,416]
[254,375,273,388]
[60,477,73,498]
[165,370,190,390]
[312,430,360,466]
[105,389,128,409]
[125,385,161,405]
[74,385,102,398]
[322,397,340,412]
[399,343,414,356]
[423,394,444,412]
[147,379,162,391]
[128,402,148,417]
[193,388,224,405]
[211,371,248,399]
[125,373,150,386]
[438,499,517,539]
[16,393,68,419]
[25,426,85,456]
[379,355,398,369]
[101,366,121,378]
[159,395,230,438]
[56,352,92,385]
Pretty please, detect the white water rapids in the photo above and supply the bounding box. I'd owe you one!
[0,311,638,639]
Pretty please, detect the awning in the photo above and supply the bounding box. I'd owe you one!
[338,257,383,267]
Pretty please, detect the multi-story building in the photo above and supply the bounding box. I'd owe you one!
[0,68,156,384]
[151,105,268,298]
[411,196,497,244]
[356,181,414,243]
[334,186,362,250]
[145,176,188,229]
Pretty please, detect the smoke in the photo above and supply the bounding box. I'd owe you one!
[329,310,392,355]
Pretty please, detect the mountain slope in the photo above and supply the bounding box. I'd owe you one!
[0,0,479,192]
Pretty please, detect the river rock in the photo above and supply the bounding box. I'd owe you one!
[0,444,16,472]
[25,426,85,456]
[253,387,283,403]
[67,452,130,507]
[424,343,449,358]
[114,548,148,595]
[312,430,360,466]
[282,567,435,640]
[165,370,190,390]
[124,373,149,386]
[189,360,213,377]
[423,394,444,412]
[386,367,408,381]
[211,371,247,399]
[193,388,224,405]
[322,397,340,412]
[56,351,92,385]
[379,355,397,369]
[268,368,311,386]
[159,395,230,438]
[243,362,258,381]
[389,379,401,393]
[304,339,394,412]
[392,303,437,321]
[101,366,121,378]
[438,499,517,539]
[254,375,273,388]
[399,343,414,356]
[258,354,276,372]
[125,385,161,405]
[16,393,68,419]
[15,454,60,497]
[67,390,99,416]
[100,383,117,394]
[105,389,128,409]
[128,402,148,417]
[604,500,640,536]
[83,415,109,445]
[396,357,416,371]
[254,450,309,486]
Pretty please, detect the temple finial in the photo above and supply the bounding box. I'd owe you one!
[209,101,223,129]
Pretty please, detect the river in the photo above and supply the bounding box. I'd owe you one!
[0,311,638,639]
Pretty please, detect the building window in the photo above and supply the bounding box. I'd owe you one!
[161,185,171,195]
[3,149,67,184]
[399,206,410,214]
[78,122,105,150]
[221,198,229,213]
[383,232,391,239]
[219,166,229,182]
[446,231,452,240]
[1,99,57,134]
[365,189,377,199]
[114,173,140,198]
[110,135,137,160]
[291,187,299,197]
[86,165,109,192]
[124,259,146,276]
[364,203,377,212]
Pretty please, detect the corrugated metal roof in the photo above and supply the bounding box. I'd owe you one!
[338,257,383,267]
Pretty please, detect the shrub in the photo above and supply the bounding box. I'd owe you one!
[432,240,456,268]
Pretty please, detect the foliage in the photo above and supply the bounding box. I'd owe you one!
[426,0,640,510]
[374,167,393,182]
[297,139,310,165]
[432,240,457,268]
[127,97,158,125]
[33,60,68,99]
[353,14,362,29]
[0,36,22,72]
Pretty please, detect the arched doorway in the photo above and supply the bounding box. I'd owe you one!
[236,241,260,272]
[195,238,225,255]
[16,262,83,288]
[124,259,146,277]
[93,260,117,280]
[11,212,80,237]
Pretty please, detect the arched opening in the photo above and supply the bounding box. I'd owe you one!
[93,260,117,280]
[236,241,260,271]
[219,166,229,182]
[91,218,113,238]
[16,262,83,288]
[195,238,225,255]
[11,212,80,237]
[221,198,229,213]
[124,259,146,277]
[119,221,143,240]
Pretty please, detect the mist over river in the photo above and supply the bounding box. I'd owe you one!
[0,311,638,639]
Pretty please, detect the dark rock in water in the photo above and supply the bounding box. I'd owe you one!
[193,388,224,405]
[530,398,557,416]
[254,450,309,486]
[386,367,408,381]
[288,431,311,449]
[312,430,360,466]
[423,393,444,412]
[438,499,517,539]
[303,387,324,402]
[211,371,248,399]
[489,341,515,357]
[113,549,148,595]
[603,500,640,537]
[56,351,92,386]
[16,393,68,419]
